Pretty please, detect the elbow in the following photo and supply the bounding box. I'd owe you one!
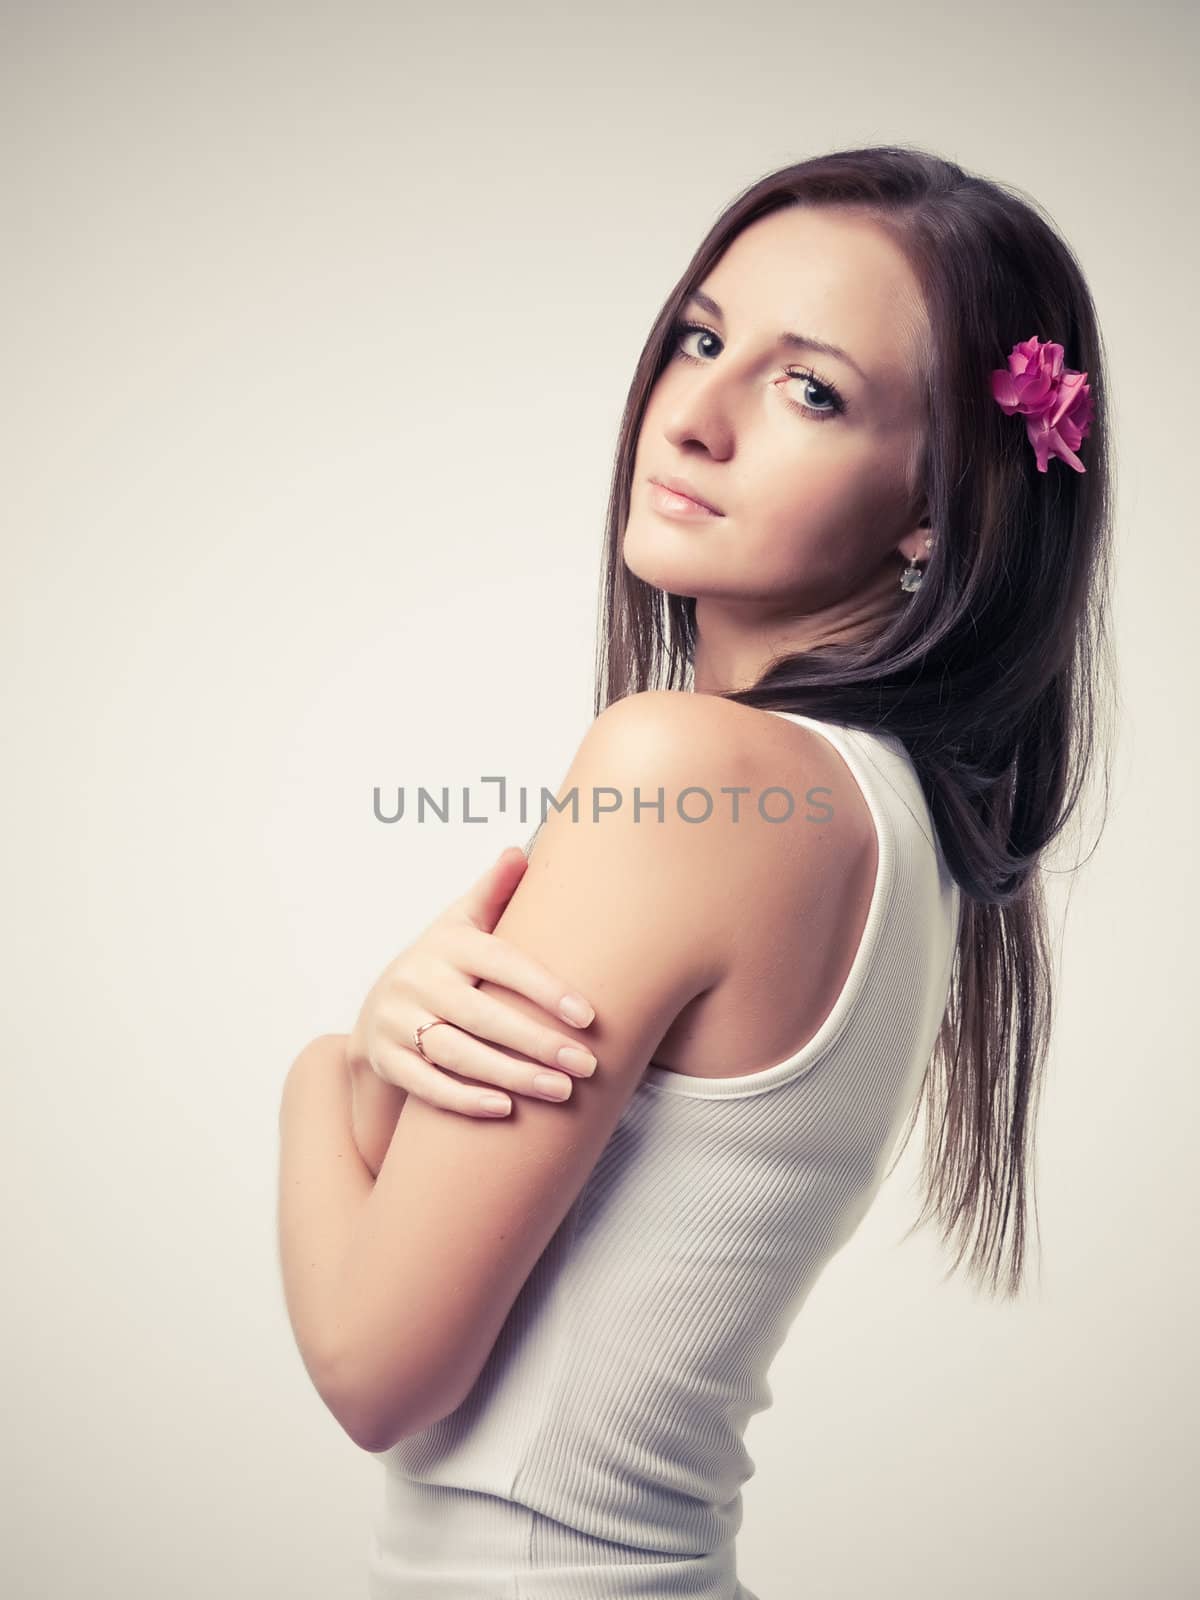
[301,1346,384,1454]
[319,1352,398,1454]
[331,1358,457,1454]
[347,1393,407,1455]
[318,1346,400,1453]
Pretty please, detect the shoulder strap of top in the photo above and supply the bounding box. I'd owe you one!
[763,710,937,856]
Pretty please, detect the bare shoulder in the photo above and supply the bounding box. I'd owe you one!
[587,687,805,774]
[598,688,876,934]
[530,692,739,993]
[586,691,878,938]
[589,690,873,843]
[579,690,780,824]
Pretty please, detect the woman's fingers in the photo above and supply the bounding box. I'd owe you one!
[371,1030,577,1118]
[429,982,599,1079]
[370,1034,516,1117]
[377,999,588,1104]
[408,954,596,1075]
[350,846,601,1121]
[447,921,595,1030]
[453,845,530,936]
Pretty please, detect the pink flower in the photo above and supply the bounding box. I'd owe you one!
[989,335,1094,474]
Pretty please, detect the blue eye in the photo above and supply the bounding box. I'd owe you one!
[669,319,849,422]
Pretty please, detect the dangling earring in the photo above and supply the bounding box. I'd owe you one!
[900,536,935,594]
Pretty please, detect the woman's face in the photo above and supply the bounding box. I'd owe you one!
[624,204,933,679]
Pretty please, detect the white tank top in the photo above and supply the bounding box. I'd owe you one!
[368,712,962,1595]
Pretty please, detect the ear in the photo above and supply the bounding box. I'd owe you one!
[896,528,934,566]
[895,518,935,566]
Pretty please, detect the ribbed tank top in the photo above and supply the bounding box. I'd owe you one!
[368,712,962,1597]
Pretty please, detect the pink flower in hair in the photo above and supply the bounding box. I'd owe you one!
[990,335,1094,474]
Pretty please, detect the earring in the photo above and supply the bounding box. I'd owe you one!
[900,536,935,594]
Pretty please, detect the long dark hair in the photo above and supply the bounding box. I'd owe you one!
[592,145,1118,1299]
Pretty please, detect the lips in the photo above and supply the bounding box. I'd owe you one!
[649,475,724,516]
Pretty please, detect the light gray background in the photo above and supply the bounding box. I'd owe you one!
[3,2,1195,1596]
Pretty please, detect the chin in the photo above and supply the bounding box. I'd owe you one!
[621,552,704,599]
[621,520,711,598]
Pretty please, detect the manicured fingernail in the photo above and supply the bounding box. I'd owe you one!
[535,1073,572,1100]
[560,994,594,1026]
[558,1046,597,1076]
[480,1093,511,1113]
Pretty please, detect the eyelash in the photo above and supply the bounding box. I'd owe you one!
[668,319,849,422]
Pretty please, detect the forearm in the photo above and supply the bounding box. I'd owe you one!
[276,1034,376,1429]
[348,1056,410,1180]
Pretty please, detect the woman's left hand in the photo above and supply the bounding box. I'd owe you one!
[346,846,599,1163]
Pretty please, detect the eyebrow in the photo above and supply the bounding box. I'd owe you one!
[684,289,870,385]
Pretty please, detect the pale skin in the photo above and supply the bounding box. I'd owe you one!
[347,203,935,1170]
[626,201,935,692]
[276,205,947,1450]
[345,848,604,1176]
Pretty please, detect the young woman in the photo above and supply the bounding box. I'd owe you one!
[277,144,1114,1598]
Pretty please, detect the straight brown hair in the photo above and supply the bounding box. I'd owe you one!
[590,144,1117,1299]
